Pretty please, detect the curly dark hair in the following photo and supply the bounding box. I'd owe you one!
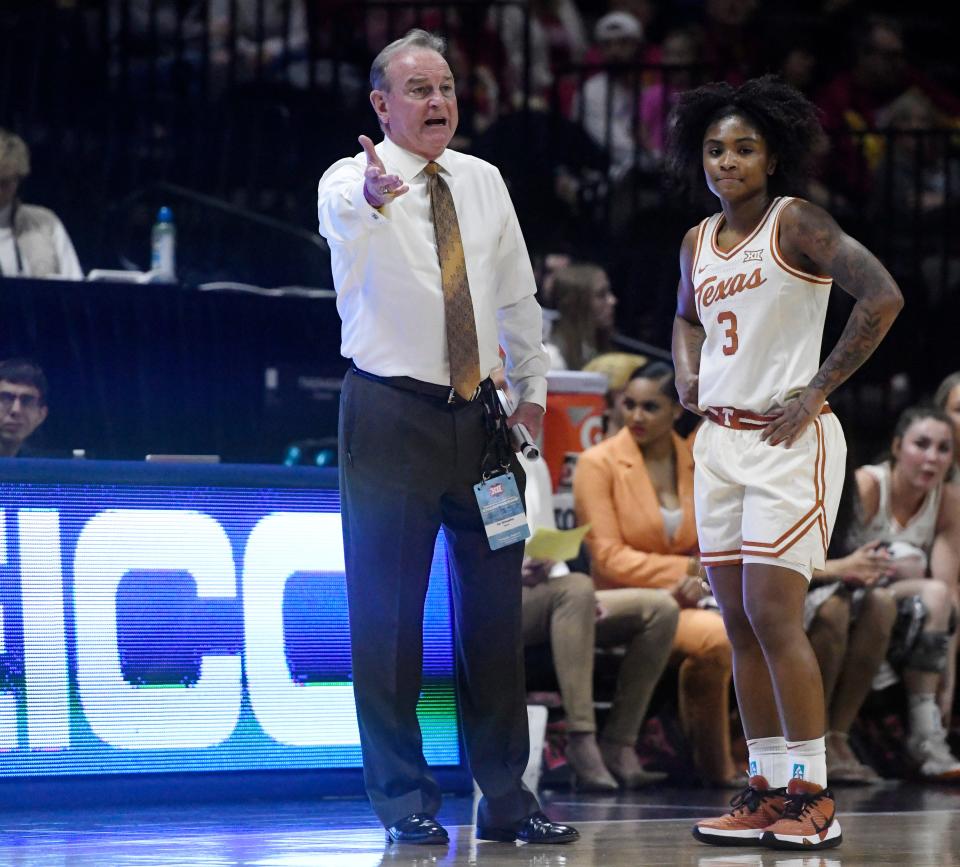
[666,75,825,197]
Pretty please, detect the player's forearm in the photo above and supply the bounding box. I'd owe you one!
[672,315,704,374]
[672,315,705,410]
[804,231,903,397]
[808,288,902,397]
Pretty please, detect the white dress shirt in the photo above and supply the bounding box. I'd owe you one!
[317,136,549,408]
[0,202,83,279]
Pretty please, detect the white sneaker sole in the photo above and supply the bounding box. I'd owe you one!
[760,818,842,850]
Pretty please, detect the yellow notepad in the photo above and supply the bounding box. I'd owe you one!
[524,524,591,562]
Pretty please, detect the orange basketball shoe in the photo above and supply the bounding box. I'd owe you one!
[692,776,787,846]
[760,779,842,850]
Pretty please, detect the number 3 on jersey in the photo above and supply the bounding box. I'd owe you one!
[717,311,738,356]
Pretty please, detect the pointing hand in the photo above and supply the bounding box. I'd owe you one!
[359,135,409,208]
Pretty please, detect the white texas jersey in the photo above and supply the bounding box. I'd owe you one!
[692,197,832,414]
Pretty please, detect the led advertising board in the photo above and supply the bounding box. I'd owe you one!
[0,461,460,779]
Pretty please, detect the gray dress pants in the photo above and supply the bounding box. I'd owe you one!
[338,368,539,828]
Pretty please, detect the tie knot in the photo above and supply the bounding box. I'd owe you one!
[424,161,440,176]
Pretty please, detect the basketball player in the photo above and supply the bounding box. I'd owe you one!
[668,76,903,851]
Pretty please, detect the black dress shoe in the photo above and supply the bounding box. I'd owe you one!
[476,811,579,844]
[384,813,449,845]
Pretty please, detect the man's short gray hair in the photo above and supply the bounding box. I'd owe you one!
[0,128,30,179]
[370,29,447,92]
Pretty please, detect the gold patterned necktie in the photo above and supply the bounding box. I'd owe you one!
[424,161,482,400]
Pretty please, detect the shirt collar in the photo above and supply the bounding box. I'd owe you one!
[0,202,13,229]
[380,135,452,178]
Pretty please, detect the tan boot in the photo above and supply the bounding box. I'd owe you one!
[565,732,619,792]
[599,740,667,789]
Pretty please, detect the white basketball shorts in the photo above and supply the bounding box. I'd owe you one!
[692,412,846,580]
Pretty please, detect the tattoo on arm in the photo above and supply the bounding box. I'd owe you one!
[810,301,885,395]
[790,204,904,396]
[673,313,705,363]
[684,322,706,362]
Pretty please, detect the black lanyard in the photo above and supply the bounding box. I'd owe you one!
[478,383,514,481]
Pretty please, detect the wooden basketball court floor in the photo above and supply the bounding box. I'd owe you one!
[1,782,957,867]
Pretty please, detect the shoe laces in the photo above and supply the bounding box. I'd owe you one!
[729,783,784,814]
[781,787,832,822]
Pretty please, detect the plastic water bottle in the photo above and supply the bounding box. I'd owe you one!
[150,206,176,280]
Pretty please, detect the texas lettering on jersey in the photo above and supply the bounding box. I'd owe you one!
[695,266,766,309]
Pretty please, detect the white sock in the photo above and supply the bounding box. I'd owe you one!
[786,736,827,788]
[746,736,788,788]
[909,693,942,738]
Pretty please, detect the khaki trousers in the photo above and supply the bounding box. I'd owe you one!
[522,573,679,745]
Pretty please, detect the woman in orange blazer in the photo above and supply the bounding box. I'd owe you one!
[574,361,739,785]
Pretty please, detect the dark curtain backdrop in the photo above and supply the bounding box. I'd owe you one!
[0,278,347,462]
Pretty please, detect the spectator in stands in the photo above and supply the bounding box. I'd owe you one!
[868,89,960,299]
[0,359,49,458]
[573,11,647,180]
[935,371,960,470]
[803,472,898,784]
[510,363,677,791]
[873,90,960,218]
[574,362,741,786]
[697,0,763,86]
[0,129,82,280]
[107,0,211,96]
[853,405,960,781]
[639,27,703,160]
[582,352,649,438]
[605,1,660,36]
[934,370,960,723]
[535,251,573,310]
[209,0,309,89]
[816,16,960,201]
[777,40,819,97]
[544,263,617,370]
[495,0,588,107]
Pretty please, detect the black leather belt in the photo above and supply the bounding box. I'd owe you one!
[351,365,489,405]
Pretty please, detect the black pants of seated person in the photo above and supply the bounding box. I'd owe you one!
[338,368,538,830]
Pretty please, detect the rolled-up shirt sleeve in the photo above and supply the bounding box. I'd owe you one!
[498,296,548,408]
[317,156,391,244]
[492,173,548,408]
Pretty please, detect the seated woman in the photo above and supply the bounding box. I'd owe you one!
[519,444,678,791]
[582,351,648,439]
[543,263,617,371]
[935,371,960,722]
[804,467,898,784]
[853,404,960,781]
[573,361,740,786]
[935,371,960,470]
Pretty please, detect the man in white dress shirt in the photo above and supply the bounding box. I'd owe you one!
[317,29,578,847]
[0,129,82,280]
